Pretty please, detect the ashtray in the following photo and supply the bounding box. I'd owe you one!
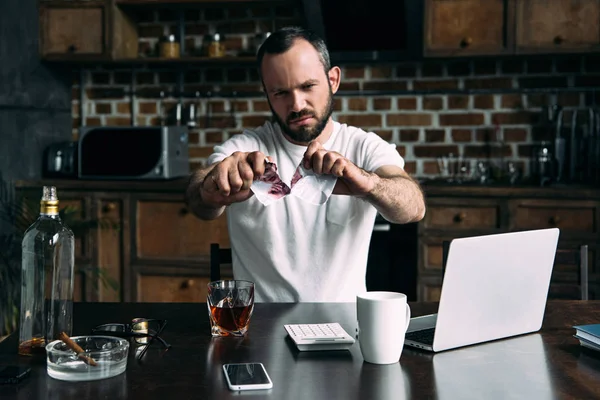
[46,336,129,381]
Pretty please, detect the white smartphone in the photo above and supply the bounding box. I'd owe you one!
[222,363,273,391]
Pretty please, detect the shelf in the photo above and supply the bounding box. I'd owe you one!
[42,55,258,66]
[116,0,289,5]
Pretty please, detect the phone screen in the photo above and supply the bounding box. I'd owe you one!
[223,363,272,389]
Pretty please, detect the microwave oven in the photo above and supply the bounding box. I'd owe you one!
[78,126,190,180]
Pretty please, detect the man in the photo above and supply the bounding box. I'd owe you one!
[185,27,426,302]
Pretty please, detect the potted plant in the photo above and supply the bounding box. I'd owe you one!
[0,172,119,343]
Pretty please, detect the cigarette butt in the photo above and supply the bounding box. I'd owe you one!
[58,332,98,366]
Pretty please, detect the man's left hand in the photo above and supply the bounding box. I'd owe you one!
[303,141,375,196]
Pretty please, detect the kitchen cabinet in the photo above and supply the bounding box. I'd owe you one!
[39,1,138,61]
[116,0,286,3]
[40,3,106,58]
[515,0,600,54]
[418,184,600,302]
[424,0,512,57]
[425,0,600,58]
[14,179,232,303]
[15,180,600,303]
[38,0,292,63]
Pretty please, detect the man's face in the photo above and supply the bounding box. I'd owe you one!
[260,40,339,144]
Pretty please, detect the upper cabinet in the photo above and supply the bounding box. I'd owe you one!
[515,0,600,54]
[39,0,600,63]
[39,1,138,61]
[40,3,107,59]
[424,0,600,57]
[424,0,511,57]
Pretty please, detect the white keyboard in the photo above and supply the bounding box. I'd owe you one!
[284,323,355,351]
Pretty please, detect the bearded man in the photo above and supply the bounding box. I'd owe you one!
[185,26,426,302]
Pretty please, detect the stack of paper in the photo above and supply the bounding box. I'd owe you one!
[573,324,600,352]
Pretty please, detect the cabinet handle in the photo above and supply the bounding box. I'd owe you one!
[180,279,194,289]
[67,44,77,53]
[549,215,561,226]
[553,35,564,45]
[102,202,116,213]
[453,212,467,223]
[459,37,472,48]
[179,207,189,216]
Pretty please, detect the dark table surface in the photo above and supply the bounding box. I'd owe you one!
[1,300,600,399]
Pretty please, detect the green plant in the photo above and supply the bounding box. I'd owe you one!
[0,173,119,341]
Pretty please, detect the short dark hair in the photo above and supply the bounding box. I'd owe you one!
[256,26,331,76]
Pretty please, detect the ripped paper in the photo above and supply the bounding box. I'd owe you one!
[251,161,337,206]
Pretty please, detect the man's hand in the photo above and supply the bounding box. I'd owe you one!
[302,140,426,224]
[201,151,268,207]
[302,141,375,196]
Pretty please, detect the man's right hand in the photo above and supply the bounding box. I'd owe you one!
[201,151,269,207]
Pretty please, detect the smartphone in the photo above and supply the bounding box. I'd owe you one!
[222,363,273,391]
[0,366,31,385]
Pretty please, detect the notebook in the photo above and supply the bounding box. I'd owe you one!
[405,228,560,353]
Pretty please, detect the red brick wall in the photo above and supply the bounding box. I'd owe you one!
[71,4,600,179]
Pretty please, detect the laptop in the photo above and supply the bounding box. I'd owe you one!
[405,228,560,353]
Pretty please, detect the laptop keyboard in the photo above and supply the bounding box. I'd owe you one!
[405,327,436,345]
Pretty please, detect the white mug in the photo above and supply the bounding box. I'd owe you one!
[356,291,411,364]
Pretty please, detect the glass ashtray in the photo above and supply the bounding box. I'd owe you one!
[46,336,129,381]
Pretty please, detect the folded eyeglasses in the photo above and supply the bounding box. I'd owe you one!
[91,318,171,360]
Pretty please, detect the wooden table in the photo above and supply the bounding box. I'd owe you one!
[1,301,600,399]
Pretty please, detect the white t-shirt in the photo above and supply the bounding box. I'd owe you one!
[206,120,405,302]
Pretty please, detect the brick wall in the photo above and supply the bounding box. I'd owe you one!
[71,3,600,179]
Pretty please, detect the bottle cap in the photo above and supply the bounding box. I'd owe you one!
[42,186,58,202]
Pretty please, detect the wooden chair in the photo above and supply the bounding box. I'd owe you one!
[441,241,589,300]
[210,243,232,282]
[548,244,589,301]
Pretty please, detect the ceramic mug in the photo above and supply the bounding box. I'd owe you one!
[356,292,411,364]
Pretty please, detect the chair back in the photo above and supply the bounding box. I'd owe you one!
[210,243,232,282]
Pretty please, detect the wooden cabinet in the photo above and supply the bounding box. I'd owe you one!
[423,200,502,231]
[40,4,106,57]
[14,179,232,303]
[424,0,511,57]
[16,180,600,304]
[425,0,600,57]
[137,274,211,302]
[418,185,600,302]
[515,0,600,54]
[39,1,138,61]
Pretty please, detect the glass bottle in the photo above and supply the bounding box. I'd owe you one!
[18,186,75,356]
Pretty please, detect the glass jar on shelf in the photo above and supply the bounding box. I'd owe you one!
[159,28,180,59]
[208,33,226,58]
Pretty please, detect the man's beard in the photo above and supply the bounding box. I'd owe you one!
[270,89,335,144]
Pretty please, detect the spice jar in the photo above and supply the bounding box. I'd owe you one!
[159,33,180,59]
[208,33,225,58]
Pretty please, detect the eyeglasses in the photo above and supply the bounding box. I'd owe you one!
[91,318,171,360]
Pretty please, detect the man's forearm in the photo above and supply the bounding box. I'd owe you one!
[184,166,225,221]
[365,173,426,224]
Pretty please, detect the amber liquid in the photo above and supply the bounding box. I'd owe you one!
[18,337,47,356]
[210,304,252,333]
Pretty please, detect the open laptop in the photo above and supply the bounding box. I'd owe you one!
[405,228,560,353]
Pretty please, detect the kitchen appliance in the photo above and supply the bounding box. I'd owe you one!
[78,126,189,180]
[366,216,417,300]
[43,141,78,178]
[301,0,423,62]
